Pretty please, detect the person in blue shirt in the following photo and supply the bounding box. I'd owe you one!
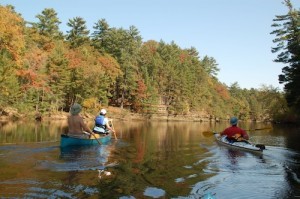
[93,109,117,139]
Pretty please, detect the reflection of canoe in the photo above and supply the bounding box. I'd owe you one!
[214,133,264,153]
[60,134,111,147]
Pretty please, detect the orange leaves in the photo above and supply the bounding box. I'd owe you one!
[98,54,122,80]
[0,6,25,64]
[24,46,47,71]
[16,68,48,91]
[66,49,83,69]
[215,83,230,100]
[179,53,187,63]
[136,79,147,99]
[18,46,49,91]
[144,40,158,55]
[132,78,147,112]
[139,40,158,63]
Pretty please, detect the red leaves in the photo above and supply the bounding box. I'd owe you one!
[98,55,122,80]
[215,84,230,100]
[16,69,48,90]
[66,50,83,69]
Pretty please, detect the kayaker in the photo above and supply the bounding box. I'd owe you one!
[67,103,94,138]
[93,109,117,139]
[221,117,249,142]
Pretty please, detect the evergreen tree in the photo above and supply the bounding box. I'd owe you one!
[91,18,109,53]
[34,8,63,39]
[66,17,90,48]
[45,41,70,111]
[201,56,220,78]
[95,24,142,108]
[138,40,162,112]
[271,0,300,114]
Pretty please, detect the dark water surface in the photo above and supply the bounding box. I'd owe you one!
[0,120,300,198]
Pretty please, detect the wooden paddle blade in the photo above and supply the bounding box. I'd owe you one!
[202,131,213,136]
[245,127,272,131]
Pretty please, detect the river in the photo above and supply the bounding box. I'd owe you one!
[0,120,299,198]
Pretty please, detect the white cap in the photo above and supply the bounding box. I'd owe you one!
[100,109,107,114]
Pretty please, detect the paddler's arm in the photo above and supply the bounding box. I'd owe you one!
[106,123,115,134]
[80,117,94,135]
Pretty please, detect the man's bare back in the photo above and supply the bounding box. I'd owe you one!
[67,115,86,135]
[67,103,94,138]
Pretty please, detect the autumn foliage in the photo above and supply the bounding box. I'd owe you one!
[0,4,288,121]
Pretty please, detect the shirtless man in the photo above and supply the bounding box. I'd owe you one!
[67,103,94,138]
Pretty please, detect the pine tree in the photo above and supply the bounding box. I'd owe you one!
[35,8,63,39]
[45,41,70,111]
[271,0,300,114]
[66,17,90,48]
[91,18,109,53]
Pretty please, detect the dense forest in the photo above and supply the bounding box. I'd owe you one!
[0,1,299,122]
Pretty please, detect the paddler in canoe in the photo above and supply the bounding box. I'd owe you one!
[66,103,95,139]
[93,109,117,140]
[221,117,249,143]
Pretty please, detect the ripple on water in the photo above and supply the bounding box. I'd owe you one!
[179,144,297,199]
[0,179,99,198]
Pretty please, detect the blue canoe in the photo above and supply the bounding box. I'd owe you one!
[60,134,111,147]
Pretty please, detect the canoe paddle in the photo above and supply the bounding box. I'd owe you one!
[91,133,102,145]
[83,131,102,145]
[245,127,272,131]
[203,127,271,135]
[109,119,118,140]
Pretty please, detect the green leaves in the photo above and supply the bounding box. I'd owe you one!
[0,5,292,121]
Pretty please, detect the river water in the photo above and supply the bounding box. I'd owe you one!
[0,120,299,199]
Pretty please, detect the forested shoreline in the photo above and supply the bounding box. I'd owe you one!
[0,3,299,123]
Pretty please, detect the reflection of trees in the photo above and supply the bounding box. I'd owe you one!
[95,121,290,198]
[0,120,67,143]
[96,121,215,198]
[275,125,300,151]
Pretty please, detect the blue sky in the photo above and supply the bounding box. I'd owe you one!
[2,0,300,90]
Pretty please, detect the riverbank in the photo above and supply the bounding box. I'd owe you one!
[0,106,218,123]
[2,105,298,123]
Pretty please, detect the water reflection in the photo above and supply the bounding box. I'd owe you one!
[0,120,300,198]
[0,120,63,144]
[57,143,117,172]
